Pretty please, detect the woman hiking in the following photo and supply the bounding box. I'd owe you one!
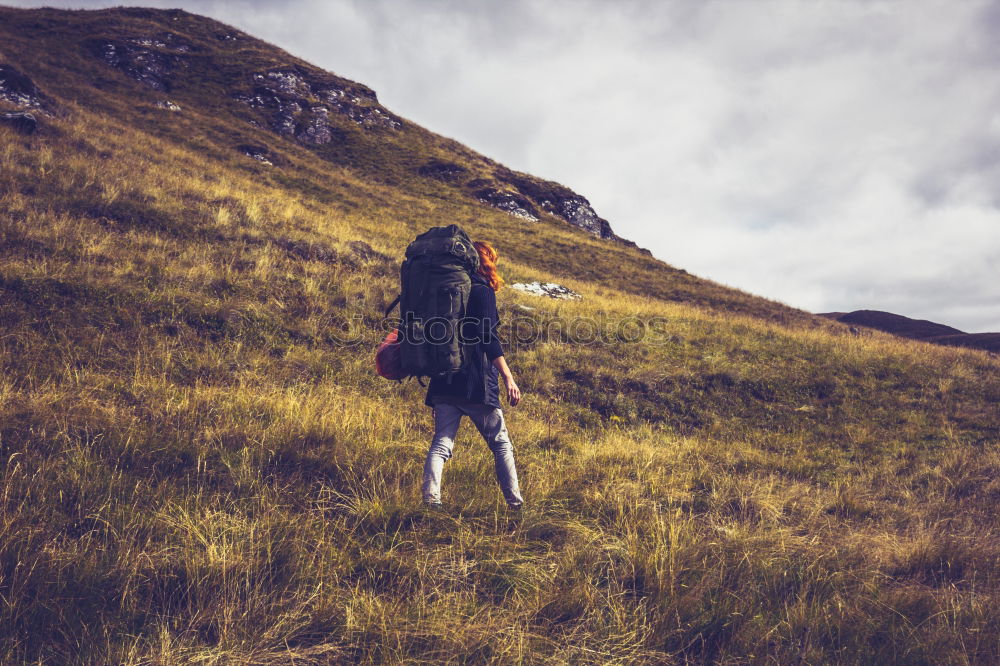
[421,241,524,511]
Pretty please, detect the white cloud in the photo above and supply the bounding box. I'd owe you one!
[7,0,1000,330]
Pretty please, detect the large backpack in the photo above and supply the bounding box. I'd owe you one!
[383,225,480,381]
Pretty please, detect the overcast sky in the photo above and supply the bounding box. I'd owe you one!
[8,0,1000,331]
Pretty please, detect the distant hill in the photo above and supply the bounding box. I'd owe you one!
[820,310,964,338]
[819,310,1000,353]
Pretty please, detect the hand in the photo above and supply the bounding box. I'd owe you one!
[505,377,521,407]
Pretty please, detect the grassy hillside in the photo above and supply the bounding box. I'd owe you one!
[2,6,1000,664]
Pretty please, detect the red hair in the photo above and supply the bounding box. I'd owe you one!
[474,240,504,292]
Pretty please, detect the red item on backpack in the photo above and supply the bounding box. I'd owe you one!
[375,330,405,380]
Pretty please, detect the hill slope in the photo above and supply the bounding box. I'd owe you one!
[2,6,1000,664]
[821,310,1000,354]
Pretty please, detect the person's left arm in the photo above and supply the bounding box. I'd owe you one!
[479,288,520,406]
[492,355,520,406]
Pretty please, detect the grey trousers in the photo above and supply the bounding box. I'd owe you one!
[422,401,524,508]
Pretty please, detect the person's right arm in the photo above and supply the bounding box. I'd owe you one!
[492,355,520,406]
[473,285,519,406]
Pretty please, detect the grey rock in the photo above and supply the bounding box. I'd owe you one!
[231,89,270,109]
[236,91,304,136]
[273,111,297,136]
[0,64,50,111]
[495,168,615,238]
[256,70,311,97]
[297,107,333,145]
[490,168,647,250]
[333,103,400,130]
[86,38,184,91]
[236,143,281,166]
[128,33,192,53]
[234,67,401,141]
[552,197,610,237]
[510,282,581,300]
[156,100,181,111]
[316,82,377,104]
[473,187,539,221]
[0,111,37,134]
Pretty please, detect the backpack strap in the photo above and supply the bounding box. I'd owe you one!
[384,294,400,317]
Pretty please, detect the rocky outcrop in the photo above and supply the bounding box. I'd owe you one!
[127,33,193,53]
[0,64,52,112]
[233,66,401,145]
[481,167,650,252]
[5,8,645,253]
[312,73,399,130]
[510,281,581,299]
[236,143,283,166]
[297,106,335,145]
[467,170,632,246]
[234,87,301,136]
[258,69,312,98]
[84,38,186,91]
[0,111,37,134]
[495,167,614,239]
[472,187,539,221]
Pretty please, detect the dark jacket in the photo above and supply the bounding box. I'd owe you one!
[425,273,503,408]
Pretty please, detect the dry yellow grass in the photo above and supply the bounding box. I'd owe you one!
[2,7,1000,663]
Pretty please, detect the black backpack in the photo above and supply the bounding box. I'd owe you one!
[385,225,480,381]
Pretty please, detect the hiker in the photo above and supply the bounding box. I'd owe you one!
[421,240,524,510]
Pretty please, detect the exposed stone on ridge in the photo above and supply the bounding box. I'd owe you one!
[495,167,614,239]
[297,106,334,145]
[32,9,642,253]
[233,66,401,143]
[236,143,282,166]
[329,102,400,130]
[257,69,311,98]
[84,38,185,91]
[127,33,193,53]
[510,282,581,299]
[472,187,539,221]
[0,111,37,134]
[0,64,52,112]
